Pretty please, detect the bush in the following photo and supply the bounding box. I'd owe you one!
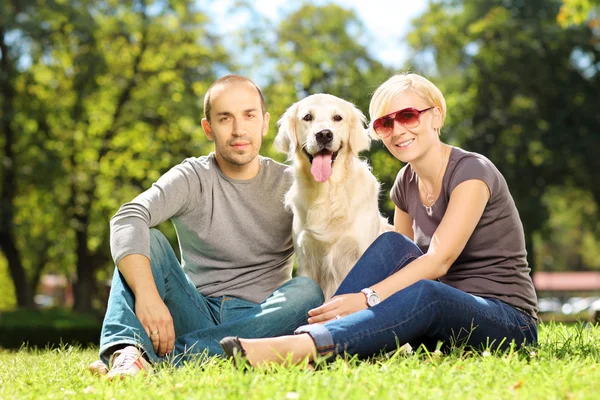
[0,308,101,349]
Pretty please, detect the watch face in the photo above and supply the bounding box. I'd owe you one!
[367,293,380,307]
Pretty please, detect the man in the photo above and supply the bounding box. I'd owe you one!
[89,75,324,378]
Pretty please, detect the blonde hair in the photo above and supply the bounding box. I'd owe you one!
[369,73,447,132]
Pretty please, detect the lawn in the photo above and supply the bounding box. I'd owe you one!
[0,322,599,400]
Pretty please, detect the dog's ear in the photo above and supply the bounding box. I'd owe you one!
[275,103,298,160]
[348,105,371,155]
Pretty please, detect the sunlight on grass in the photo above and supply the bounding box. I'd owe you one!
[0,323,599,399]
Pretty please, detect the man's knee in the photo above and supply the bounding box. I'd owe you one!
[148,228,179,274]
[149,228,170,248]
[149,229,177,259]
[286,276,325,309]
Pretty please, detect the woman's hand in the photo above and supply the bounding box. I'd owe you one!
[135,293,175,357]
[307,293,367,324]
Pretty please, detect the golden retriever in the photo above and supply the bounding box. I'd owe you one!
[275,94,389,299]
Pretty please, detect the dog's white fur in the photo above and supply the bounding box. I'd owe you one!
[275,93,389,299]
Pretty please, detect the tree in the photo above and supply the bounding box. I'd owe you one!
[0,0,229,311]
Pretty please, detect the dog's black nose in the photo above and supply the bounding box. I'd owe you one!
[315,129,333,144]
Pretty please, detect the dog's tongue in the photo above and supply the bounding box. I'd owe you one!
[310,152,333,182]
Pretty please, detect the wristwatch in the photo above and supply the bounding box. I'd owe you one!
[360,288,381,307]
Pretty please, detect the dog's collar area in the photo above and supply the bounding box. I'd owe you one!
[301,146,340,164]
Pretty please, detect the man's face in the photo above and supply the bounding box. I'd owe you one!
[201,82,269,175]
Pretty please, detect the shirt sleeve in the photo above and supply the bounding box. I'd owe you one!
[448,155,499,198]
[390,165,409,213]
[109,160,201,265]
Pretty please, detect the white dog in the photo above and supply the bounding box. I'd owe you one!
[275,93,389,299]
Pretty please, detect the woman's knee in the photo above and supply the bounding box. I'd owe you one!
[406,280,449,305]
[372,231,422,256]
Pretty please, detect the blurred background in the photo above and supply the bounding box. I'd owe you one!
[0,0,599,345]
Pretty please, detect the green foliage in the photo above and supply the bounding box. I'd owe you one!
[534,186,600,271]
[558,0,600,26]
[0,324,599,399]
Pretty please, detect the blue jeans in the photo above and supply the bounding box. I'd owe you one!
[295,232,537,358]
[100,229,324,365]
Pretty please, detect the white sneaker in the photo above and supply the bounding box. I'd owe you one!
[107,346,153,379]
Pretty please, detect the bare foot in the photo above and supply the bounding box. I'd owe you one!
[239,334,317,367]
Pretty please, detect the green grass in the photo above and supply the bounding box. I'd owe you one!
[1,322,599,400]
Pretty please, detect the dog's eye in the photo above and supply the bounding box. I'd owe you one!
[303,114,313,122]
[333,115,343,122]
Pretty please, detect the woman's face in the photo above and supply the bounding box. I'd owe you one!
[378,91,441,164]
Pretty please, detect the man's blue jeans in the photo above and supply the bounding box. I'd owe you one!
[99,229,324,365]
[295,232,538,358]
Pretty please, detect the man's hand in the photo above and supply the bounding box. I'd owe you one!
[135,293,175,357]
[307,293,367,324]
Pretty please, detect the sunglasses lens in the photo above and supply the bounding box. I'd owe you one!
[396,110,420,127]
[374,117,394,137]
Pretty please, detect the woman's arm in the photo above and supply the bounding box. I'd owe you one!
[394,206,414,240]
[307,179,490,323]
[372,179,490,300]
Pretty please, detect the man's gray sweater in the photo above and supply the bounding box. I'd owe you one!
[109,153,294,303]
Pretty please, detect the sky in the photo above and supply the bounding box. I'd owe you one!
[208,0,428,69]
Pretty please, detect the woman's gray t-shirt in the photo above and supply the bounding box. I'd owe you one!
[391,146,538,319]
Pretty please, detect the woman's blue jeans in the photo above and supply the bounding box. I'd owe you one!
[295,232,537,358]
[99,229,324,365]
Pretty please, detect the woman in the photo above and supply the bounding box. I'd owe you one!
[220,73,538,365]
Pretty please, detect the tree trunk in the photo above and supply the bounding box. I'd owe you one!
[72,214,95,313]
[523,226,536,275]
[0,234,34,307]
[0,26,35,308]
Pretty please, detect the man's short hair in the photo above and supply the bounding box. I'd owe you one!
[203,75,266,122]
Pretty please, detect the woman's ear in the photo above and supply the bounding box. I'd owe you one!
[433,106,443,130]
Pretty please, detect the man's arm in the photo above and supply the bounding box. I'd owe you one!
[117,254,175,357]
[109,161,201,356]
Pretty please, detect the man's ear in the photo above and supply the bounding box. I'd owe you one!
[274,104,298,160]
[201,118,214,141]
[348,104,371,156]
[262,112,270,137]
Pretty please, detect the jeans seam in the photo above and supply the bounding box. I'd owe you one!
[167,266,214,323]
